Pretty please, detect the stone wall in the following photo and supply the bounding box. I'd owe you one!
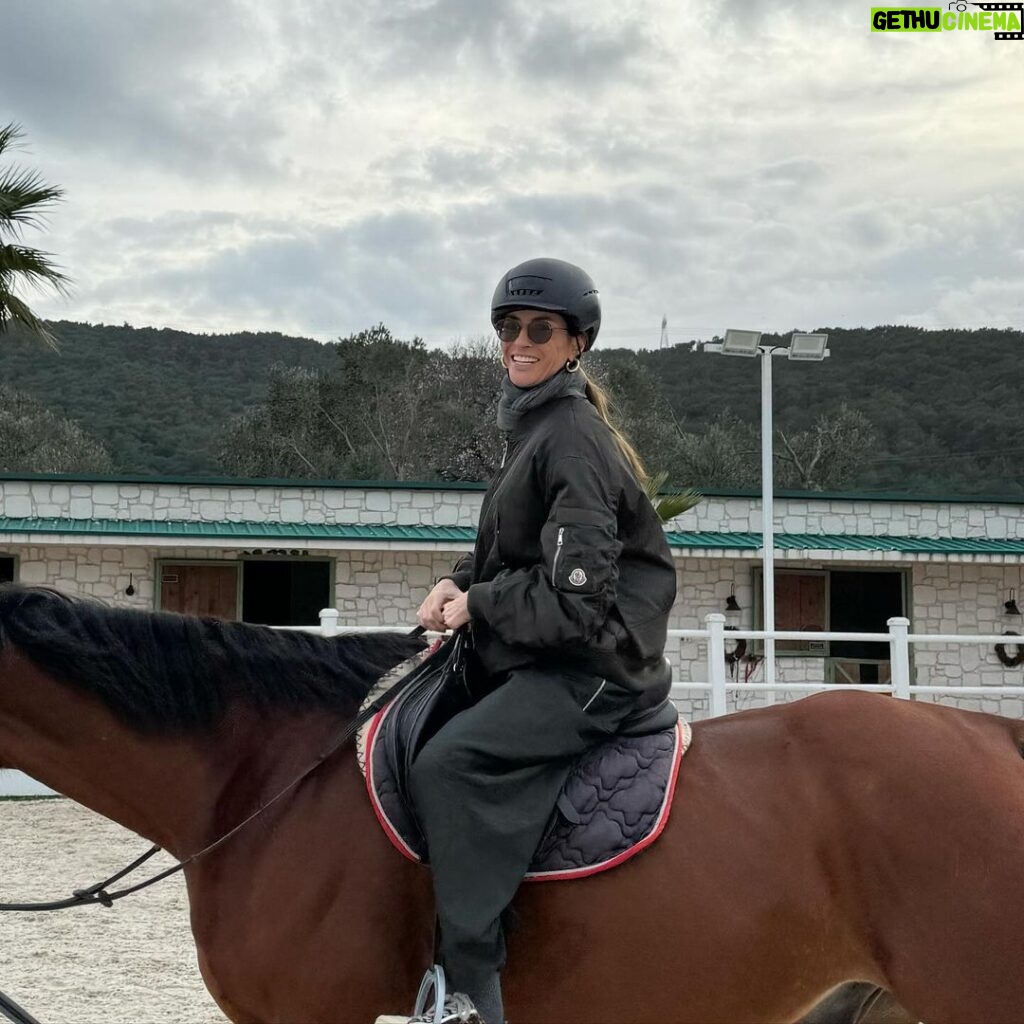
[3,477,1020,540]
[0,478,483,528]
[910,562,1024,716]
[672,494,1022,539]
[3,543,464,625]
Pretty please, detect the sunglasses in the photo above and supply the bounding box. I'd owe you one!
[495,318,572,346]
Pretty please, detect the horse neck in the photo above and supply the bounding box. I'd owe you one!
[0,646,361,860]
[0,648,226,857]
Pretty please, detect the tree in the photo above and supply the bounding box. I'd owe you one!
[665,413,761,488]
[0,123,69,348]
[0,384,112,473]
[584,354,683,474]
[217,365,342,479]
[320,324,435,480]
[218,326,450,481]
[421,337,504,481]
[217,330,877,494]
[660,406,877,492]
[775,404,877,490]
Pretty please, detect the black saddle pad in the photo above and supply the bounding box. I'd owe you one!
[360,636,690,881]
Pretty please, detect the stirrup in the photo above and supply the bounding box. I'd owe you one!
[408,965,483,1023]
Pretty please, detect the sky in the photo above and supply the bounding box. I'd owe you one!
[3,0,1023,348]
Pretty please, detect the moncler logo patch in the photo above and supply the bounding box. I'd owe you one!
[568,568,587,587]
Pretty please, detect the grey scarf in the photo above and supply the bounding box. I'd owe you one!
[496,368,588,431]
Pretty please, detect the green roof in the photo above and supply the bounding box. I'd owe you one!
[1,471,1022,506]
[1,518,1022,555]
[0,517,476,542]
[664,531,1024,555]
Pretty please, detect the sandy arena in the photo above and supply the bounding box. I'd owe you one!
[0,797,227,1024]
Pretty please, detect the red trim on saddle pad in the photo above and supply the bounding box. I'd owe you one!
[364,702,423,865]
[365,711,687,881]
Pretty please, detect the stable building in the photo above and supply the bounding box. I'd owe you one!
[1,471,1023,721]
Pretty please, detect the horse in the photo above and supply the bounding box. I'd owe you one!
[1,582,1022,1024]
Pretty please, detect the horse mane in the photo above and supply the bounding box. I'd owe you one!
[0,584,426,735]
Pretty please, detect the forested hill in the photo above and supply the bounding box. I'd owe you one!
[635,325,1024,495]
[0,321,337,474]
[0,320,1021,495]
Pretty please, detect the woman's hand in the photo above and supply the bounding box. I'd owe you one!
[417,578,463,631]
[441,591,471,630]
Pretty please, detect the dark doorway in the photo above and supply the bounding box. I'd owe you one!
[242,560,332,627]
[0,556,14,583]
[829,570,904,681]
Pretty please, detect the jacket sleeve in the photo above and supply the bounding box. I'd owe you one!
[467,455,621,647]
[438,552,475,592]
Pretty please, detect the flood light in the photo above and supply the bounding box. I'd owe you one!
[720,329,762,357]
[788,332,829,361]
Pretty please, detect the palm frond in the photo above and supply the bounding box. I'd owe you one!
[644,470,702,524]
[0,123,24,157]
[0,168,64,232]
[0,291,59,349]
[0,125,68,350]
[0,244,69,290]
[654,488,702,523]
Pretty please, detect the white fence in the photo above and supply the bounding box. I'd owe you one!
[288,609,1024,715]
[4,611,1023,796]
[671,613,1024,717]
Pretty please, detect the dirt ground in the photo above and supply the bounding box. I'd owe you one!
[0,797,227,1024]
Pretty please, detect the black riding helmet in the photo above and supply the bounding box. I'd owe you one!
[491,258,601,350]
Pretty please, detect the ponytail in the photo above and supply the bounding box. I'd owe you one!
[579,370,650,490]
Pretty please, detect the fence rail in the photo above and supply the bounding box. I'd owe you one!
[669,613,1024,716]
[294,609,1024,719]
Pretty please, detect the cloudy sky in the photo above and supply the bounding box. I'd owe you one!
[3,0,1023,348]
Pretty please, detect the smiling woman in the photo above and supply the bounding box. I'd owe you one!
[495,309,578,388]
[405,256,678,1022]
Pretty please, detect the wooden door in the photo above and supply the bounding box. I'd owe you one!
[775,572,826,652]
[160,564,238,620]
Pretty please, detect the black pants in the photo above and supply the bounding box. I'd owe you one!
[408,663,638,994]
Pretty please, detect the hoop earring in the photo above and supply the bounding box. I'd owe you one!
[565,357,581,373]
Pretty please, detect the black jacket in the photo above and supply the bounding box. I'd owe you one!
[445,391,677,697]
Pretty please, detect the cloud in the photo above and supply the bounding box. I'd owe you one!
[0,1,293,179]
[8,0,1023,346]
[365,0,652,87]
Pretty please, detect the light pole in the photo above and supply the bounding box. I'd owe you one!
[704,330,830,693]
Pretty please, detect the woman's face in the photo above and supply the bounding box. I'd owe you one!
[498,309,583,388]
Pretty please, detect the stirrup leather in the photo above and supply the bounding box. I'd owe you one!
[408,965,483,1023]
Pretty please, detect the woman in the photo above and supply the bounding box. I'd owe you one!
[408,258,677,1024]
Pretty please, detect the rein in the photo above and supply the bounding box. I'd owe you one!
[0,626,431,914]
[0,990,40,1024]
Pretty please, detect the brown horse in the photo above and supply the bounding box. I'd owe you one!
[1,583,1021,1023]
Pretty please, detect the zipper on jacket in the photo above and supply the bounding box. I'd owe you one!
[551,526,564,580]
[481,437,522,535]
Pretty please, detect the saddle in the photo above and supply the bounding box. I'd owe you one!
[359,634,689,881]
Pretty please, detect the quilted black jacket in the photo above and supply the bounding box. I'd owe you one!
[444,392,677,696]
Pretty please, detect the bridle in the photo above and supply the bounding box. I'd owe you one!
[0,625,434,1023]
